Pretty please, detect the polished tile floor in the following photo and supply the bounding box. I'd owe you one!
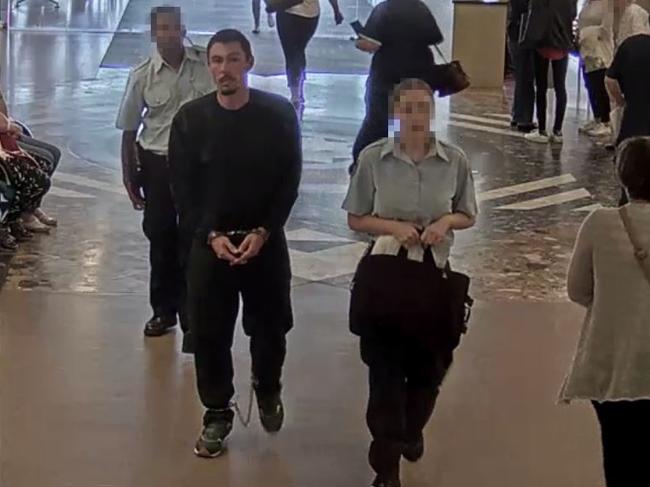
[0,0,618,486]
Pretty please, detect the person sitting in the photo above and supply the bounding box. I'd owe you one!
[0,87,58,231]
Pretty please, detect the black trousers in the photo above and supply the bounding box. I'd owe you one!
[276,11,319,88]
[360,327,453,478]
[187,236,293,417]
[533,53,569,134]
[592,400,650,486]
[511,42,536,127]
[137,146,186,330]
[584,68,611,123]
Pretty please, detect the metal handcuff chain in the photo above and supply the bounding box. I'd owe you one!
[230,381,256,428]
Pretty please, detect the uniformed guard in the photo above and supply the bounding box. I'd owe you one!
[116,6,214,350]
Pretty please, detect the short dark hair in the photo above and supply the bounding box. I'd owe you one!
[618,136,650,201]
[207,29,253,60]
[150,6,181,30]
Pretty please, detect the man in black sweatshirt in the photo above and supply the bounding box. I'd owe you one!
[168,29,302,459]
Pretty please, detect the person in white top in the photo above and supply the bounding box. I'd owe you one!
[562,136,650,486]
[274,0,344,118]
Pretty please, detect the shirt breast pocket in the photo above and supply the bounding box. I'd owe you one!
[144,84,172,110]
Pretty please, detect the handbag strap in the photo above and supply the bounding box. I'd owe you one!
[433,44,449,64]
[619,206,650,287]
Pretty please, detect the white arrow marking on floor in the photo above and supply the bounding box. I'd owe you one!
[450,113,512,128]
[496,188,592,210]
[447,120,526,138]
[478,174,577,202]
[48,187,96,199]
[485,113,513,120]
[572,203,603,212]
[54,173,125,195]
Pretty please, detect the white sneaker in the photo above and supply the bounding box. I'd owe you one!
[524,130,550,143]
[579,120,598,134]
[550,132,564,145]
[587,123,612,137]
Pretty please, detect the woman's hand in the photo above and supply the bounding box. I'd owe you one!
[334,9,344,25]
[421,216,451,246]
[390,221,422,248]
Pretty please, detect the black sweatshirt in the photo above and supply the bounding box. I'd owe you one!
[168,89,302,242]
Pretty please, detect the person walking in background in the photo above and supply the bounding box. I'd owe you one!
[344,79,477,487]
[275,0,344,119]
[169,30,302,459]
[351,0,443,172]
[561,136,650,486]
[524,0,578,144]
[577,0,614,138]
[252,0,274,34]
[508,0,537,133]
[115,6,214,350]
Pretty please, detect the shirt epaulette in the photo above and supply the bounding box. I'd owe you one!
[131,57,152,74]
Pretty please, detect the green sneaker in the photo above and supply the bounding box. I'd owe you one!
[194,413,233,458]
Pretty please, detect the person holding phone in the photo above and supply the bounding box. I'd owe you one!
[351,0,443,173]
[275,0,344,119]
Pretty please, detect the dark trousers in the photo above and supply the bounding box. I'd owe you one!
[584,68,611,123]
[533,53,569,134]
[187,236,293,416]
[137,146,186,330]
[276,11,319,88]
[352,79,391,167]
[511,42,536,127]
[592,400,650,486]
[1,154,51,222]
[361,328,453,478]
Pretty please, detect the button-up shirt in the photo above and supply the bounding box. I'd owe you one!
[342,136,478,267]
[115,46,214,156]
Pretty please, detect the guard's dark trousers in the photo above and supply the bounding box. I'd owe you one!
[361,326,453,479]
[137,145,187,331]
[187,234,293,417]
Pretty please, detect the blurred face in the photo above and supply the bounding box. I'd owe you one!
[393,88,435,135]
[208,42,253,96]
[152,12,184,51]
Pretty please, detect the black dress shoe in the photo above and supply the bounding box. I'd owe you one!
[144,315,177,337]
[371,475,401,487]
[402,434,424,462]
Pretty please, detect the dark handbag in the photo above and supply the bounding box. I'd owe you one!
[349,249,473,347]
[432,45,470,97]
[264,0,302,13]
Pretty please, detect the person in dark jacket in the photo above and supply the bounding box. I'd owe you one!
[522,0,578,144]
[351,0,443,172]
[508,0,537,132]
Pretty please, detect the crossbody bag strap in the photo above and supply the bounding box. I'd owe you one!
[619,206,650,287]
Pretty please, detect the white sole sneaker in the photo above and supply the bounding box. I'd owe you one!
[524,131,550,143]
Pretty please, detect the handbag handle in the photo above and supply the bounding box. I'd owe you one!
[619,206,650,287]
[433,44,449,64]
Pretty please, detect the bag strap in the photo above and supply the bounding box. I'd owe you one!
[619,206,650,287]
[433,45,449,64]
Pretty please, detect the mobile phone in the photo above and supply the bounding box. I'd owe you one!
[350,20,364,35]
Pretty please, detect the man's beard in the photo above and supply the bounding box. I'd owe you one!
[219,87,237,96]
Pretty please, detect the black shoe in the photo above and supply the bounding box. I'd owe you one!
[0,227,18,251]
[254,382,284,433]
[143,315,177,337]
[194,412,233,458]
[402,434,424,462]
[371,475,401,487]
[9,221,33,242]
